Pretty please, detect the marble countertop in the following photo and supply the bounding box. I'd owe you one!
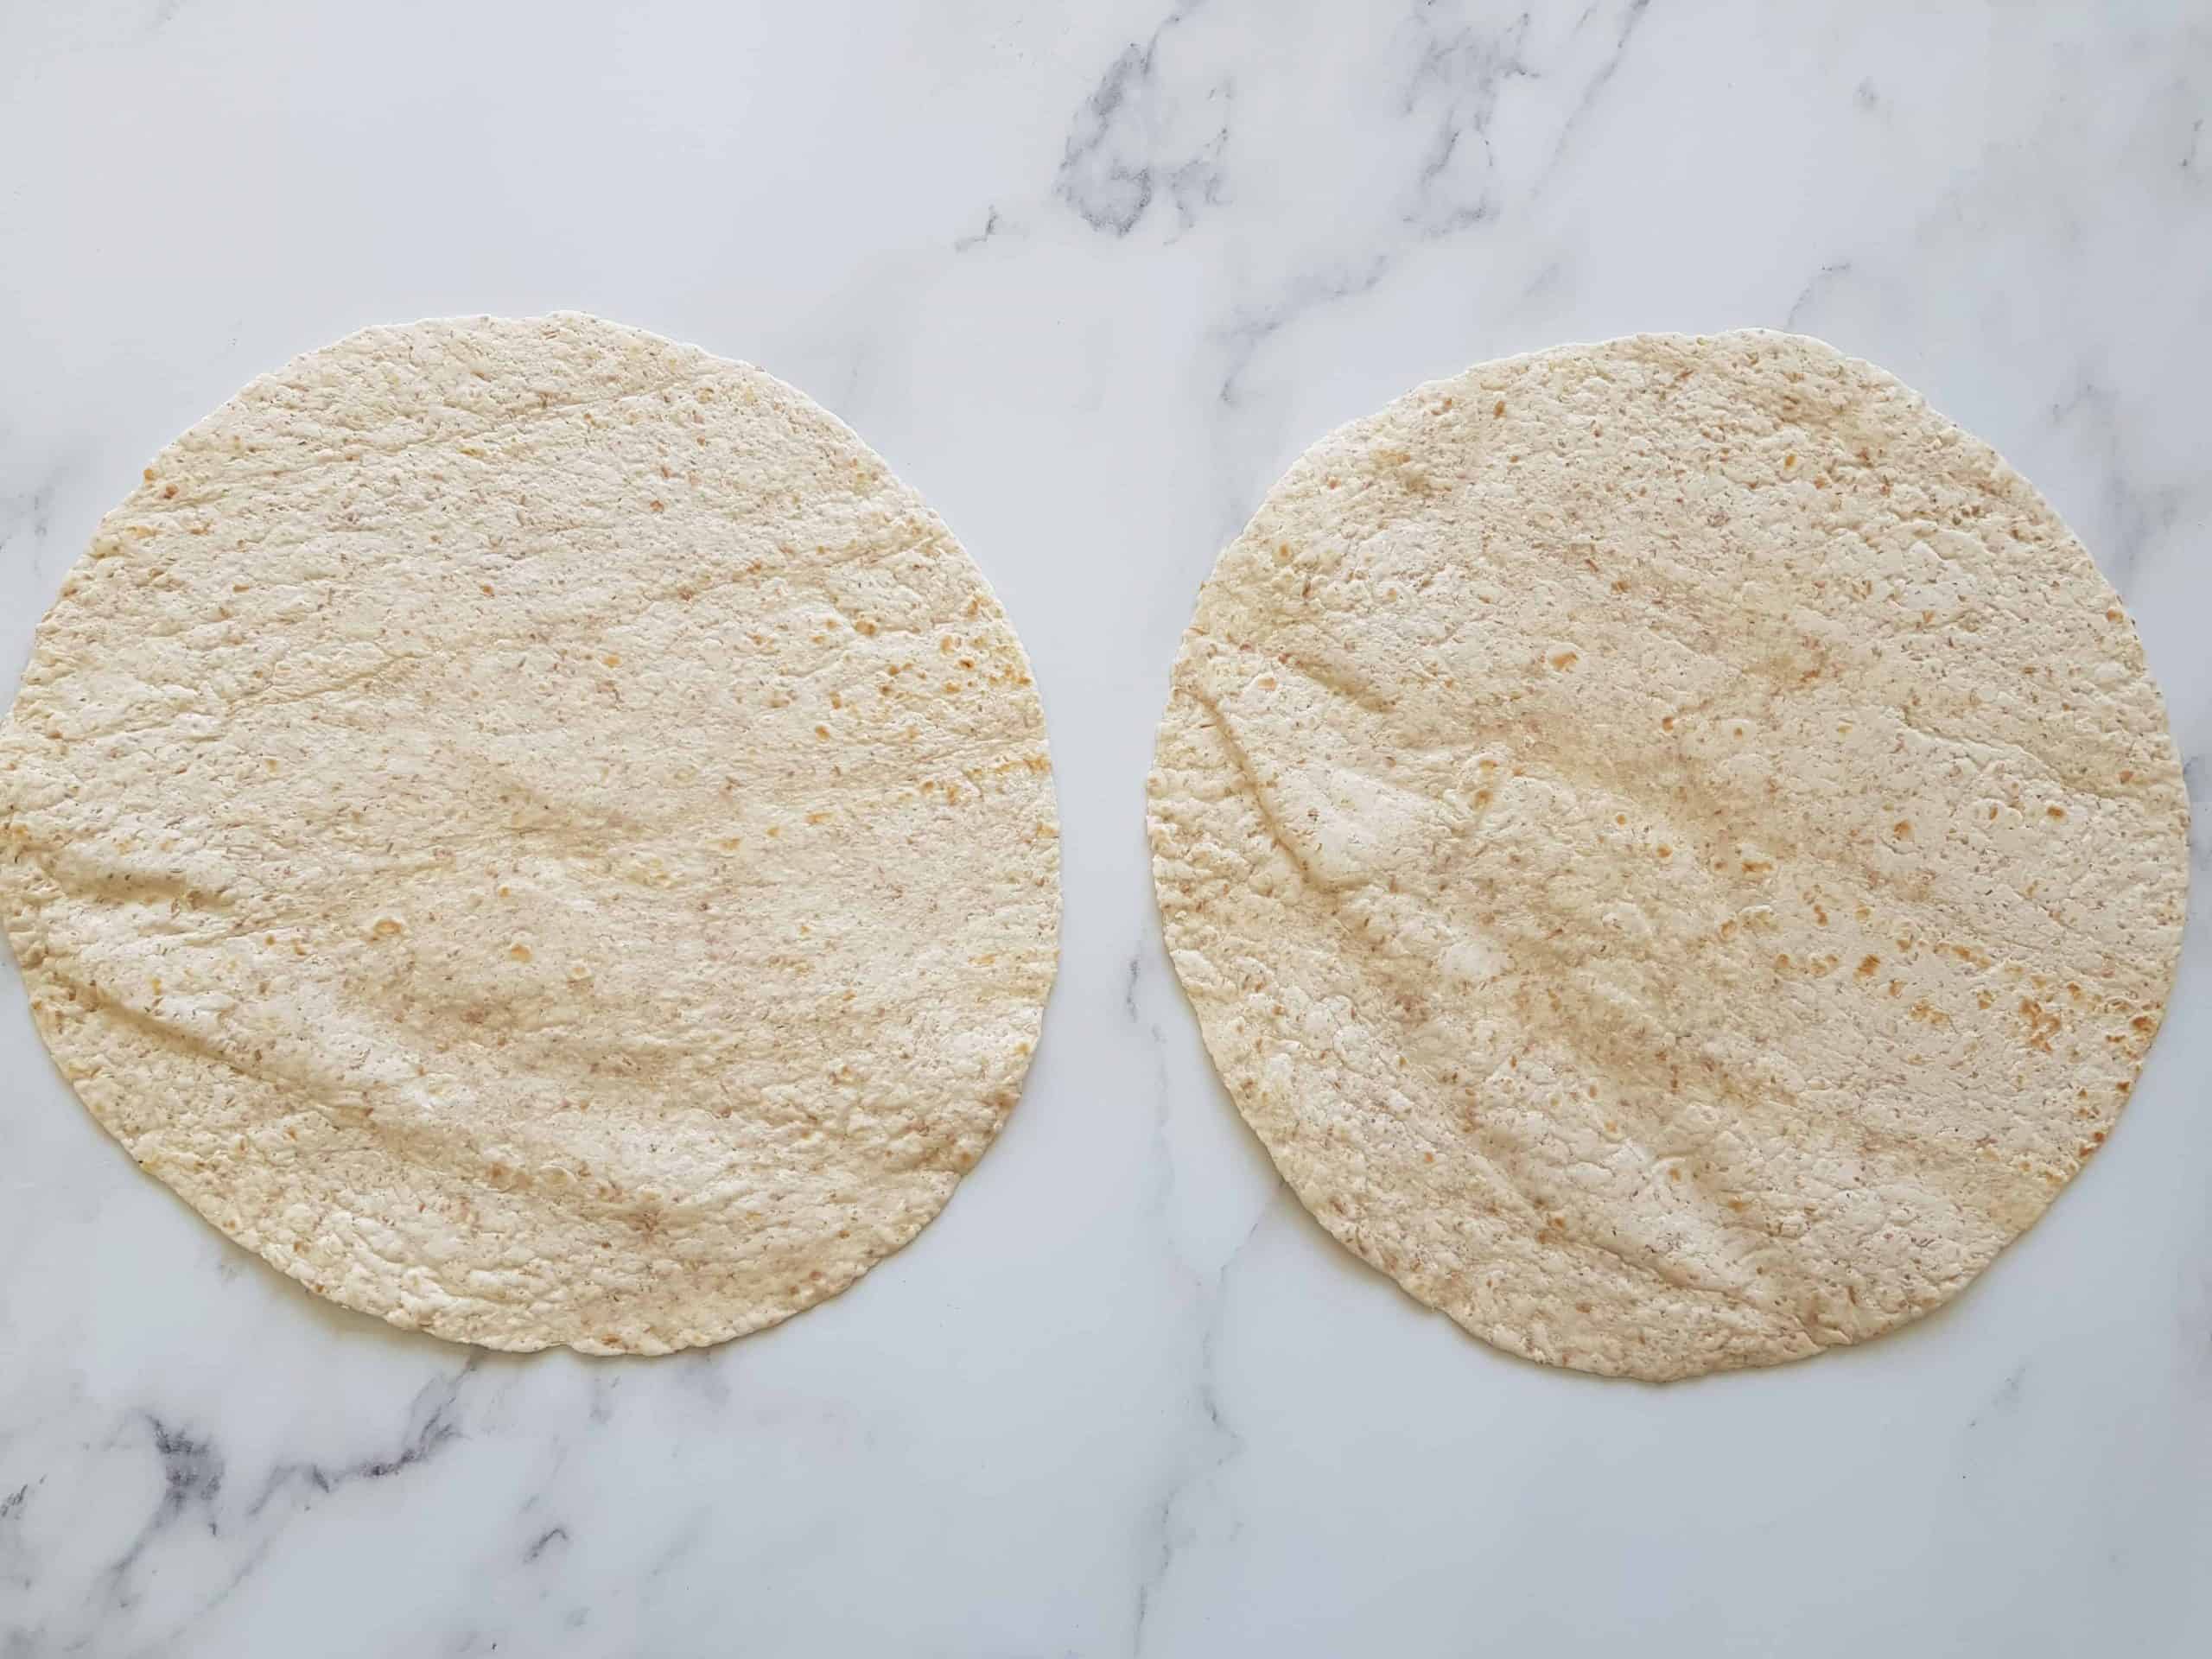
[2,3,2207,1654]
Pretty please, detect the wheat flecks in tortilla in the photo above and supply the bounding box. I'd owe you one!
[0,314,1060,1353]
[1147,329,2186,1381]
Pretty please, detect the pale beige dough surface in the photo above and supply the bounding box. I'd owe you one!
[0,313,1059,1354]
[1147,329,2187,1381]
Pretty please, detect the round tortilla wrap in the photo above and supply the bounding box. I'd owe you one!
[1147,329,2186,1380]
[1,313,1059,1353]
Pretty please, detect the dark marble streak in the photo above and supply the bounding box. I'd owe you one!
[1129,1205,1268,1659]
[0,480,59,592]
[1963,1361,2031,1431]
[2044,378,2189,594]
[104,1417,225,1609]
[1192,0,1649,404]
[0,1476,44,1599]
[1,1362,486,1654]
[248,1362,474,1518]
[1213,256,1391,406]
[1119,900,1263,1659]
[1399,8,1532,233]
[1057,3,1228,238]
[587,1369,622,1426]
[953,206,1007,252]
[1785,260,1855,331]
[1528,0,1651,192]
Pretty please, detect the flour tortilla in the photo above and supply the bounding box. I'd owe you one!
[1148,329,2187,1381]
[0,314,1059,1353]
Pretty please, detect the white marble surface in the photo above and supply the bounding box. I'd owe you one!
[2,1,2208,1653]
